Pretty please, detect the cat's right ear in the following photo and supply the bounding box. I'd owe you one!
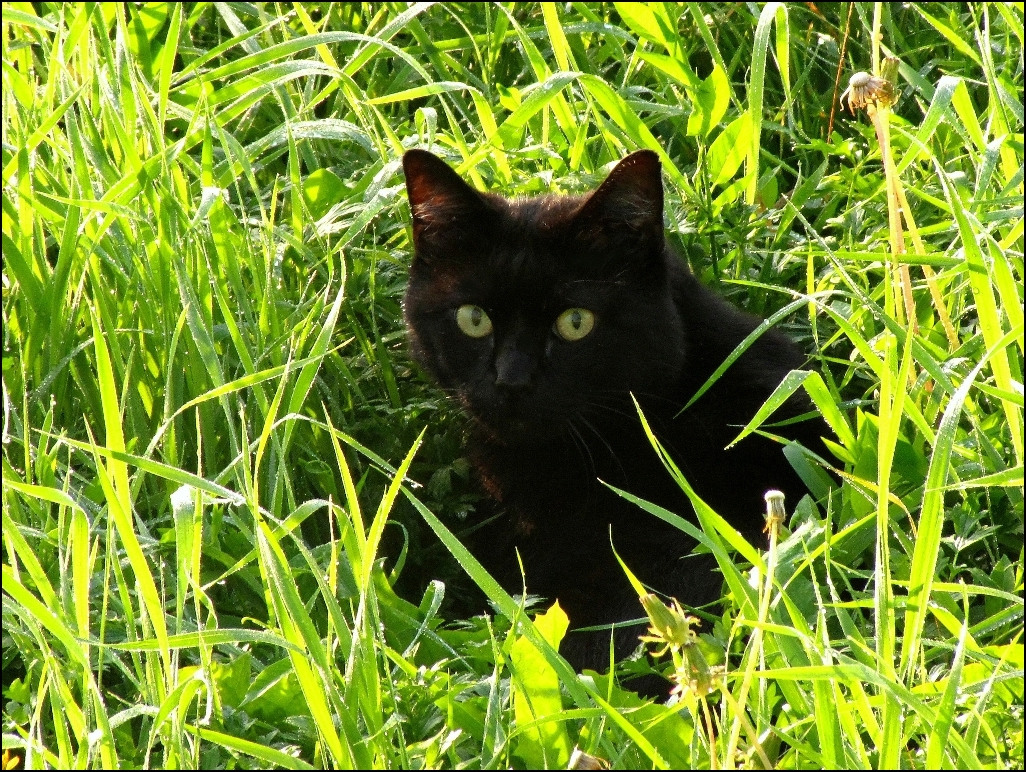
[403,150,488,255]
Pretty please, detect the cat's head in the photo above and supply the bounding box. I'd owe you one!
[402,150,686,443]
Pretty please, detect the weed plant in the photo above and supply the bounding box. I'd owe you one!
[2,2,1023,769]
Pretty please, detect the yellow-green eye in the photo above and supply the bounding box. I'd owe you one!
[554,308,595,341]
[455,305,493,338]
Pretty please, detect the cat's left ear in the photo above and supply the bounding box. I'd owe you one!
[572,150,665,256]
[403,150,490,253]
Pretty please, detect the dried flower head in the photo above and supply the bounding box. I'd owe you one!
[569,747,610,770]
[841,70,896,112]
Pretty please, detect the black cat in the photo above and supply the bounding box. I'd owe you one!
[402,149,829,674]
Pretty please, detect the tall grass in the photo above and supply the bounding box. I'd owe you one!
[2,2,1023,768]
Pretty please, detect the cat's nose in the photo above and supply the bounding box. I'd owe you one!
[494,344,535,389]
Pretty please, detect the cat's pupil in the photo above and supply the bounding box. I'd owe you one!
[470,307,482,326]
[570,311,582,329]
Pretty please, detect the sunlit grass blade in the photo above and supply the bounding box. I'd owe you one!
[747,3,786,205]
[88,307,172,697]
[188,725,316,770]
[937,165,1023,463]
[900,324,1025,678]
[253,512,355,767]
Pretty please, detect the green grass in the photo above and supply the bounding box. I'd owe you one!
[2,2,1023,768]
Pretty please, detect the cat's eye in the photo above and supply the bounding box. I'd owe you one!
[554,308,595,341]
[455,305,493,338]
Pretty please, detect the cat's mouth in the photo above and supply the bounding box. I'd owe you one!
[460,391,565,443]
[479,415,561,444]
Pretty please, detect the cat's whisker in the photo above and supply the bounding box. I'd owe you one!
[574,414,628,483]
[565,420,598,482]
[576,396,707,498]
[578,397,641,422]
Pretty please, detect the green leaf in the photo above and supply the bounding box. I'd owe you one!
[613,2,679,51]
[511,602,573,769]
[496,71,581,149]
[706,113,752,188]
[690,64,730,138]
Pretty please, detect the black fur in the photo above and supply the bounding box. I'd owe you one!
[402,149,828,673]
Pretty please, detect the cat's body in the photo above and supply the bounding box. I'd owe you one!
[402,149,828,672]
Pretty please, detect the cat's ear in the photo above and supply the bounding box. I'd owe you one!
[572,150,664,256]
[403,150,489,252]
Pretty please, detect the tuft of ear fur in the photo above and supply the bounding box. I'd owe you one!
[571,150,665,253]
[403,150,489,250]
